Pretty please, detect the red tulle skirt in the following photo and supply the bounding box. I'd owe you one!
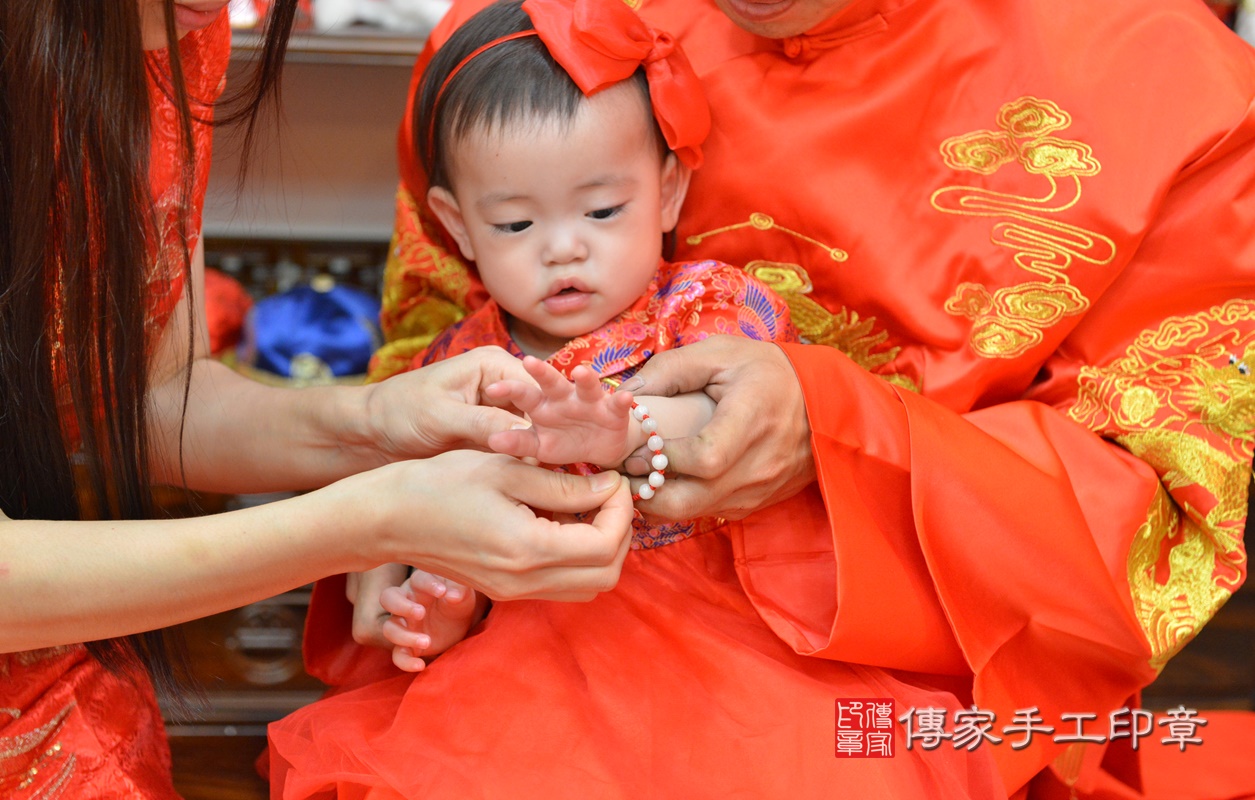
[268,531,1006,799]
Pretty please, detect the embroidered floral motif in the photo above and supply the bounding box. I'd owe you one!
[369,187,481,383]
[931,97,1114,358]
[0,702,74,797]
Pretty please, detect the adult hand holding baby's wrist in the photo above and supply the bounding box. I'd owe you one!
[346,451,633,602]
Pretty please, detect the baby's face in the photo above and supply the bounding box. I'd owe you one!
[430,82,686,359]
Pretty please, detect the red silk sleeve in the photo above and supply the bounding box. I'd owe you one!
[740,346,1166,788]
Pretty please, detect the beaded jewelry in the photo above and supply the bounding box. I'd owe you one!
[630,401,668,501]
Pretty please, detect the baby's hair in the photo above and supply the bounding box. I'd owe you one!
[417,0,665,189]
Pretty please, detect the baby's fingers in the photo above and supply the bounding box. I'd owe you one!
[523,356,574,399]
[438,578,473,605]
[391,646,428,673]
[570,365,606,405]
[382,615,432,652]
[408,570,450,599]
[380,585,426,625]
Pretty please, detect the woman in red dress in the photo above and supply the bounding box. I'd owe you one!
[0,3,634,796]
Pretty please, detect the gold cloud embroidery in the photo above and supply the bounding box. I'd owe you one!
[685,214,917,388]
[931,97,1114,358]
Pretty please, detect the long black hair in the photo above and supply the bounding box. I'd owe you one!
[0,0,296,700]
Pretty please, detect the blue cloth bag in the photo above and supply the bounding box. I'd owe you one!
[244,282,382,379]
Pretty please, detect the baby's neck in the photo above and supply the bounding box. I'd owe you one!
[506,315,571,361]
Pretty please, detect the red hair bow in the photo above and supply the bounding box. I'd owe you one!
[521,0,710,169]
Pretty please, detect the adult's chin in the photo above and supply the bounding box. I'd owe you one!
[713,0,850,39]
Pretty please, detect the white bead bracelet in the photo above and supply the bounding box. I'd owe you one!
[630,401,667,501]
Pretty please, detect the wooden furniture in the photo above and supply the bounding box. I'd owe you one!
[167,586,322,800]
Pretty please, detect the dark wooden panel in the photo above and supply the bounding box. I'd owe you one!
[166,578,326,799]
[169,730,269,800]
[1143,579,1255,711]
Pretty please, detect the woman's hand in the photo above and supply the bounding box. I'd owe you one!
[619,335,816,520]
[338,450,635,602]
[356,346,539,462]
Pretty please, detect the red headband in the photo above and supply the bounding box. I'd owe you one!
[434,0,710,170]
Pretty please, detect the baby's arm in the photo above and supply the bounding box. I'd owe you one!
[486,356,714,469]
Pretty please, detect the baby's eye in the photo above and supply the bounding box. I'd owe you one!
[493,220,532,233]
[587,205,624,220]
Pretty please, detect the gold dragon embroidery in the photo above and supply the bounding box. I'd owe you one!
[1068,300,1255,669]
[744,261,918,391]
[931,97,1115,358]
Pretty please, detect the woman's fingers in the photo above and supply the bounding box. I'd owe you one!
[505,461,627,518]
[361,453,634,604]
[486,426,540,459]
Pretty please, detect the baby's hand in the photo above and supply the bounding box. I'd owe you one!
[380,570,486,673]
[485,356,635,467]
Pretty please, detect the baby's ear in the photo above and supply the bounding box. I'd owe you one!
[659,152,692,232]
[427,186,476,261]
